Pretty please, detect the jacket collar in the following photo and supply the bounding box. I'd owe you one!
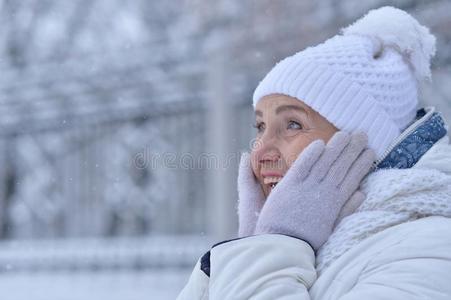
[375,107,448,170]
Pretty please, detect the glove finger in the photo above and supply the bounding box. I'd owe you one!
[238,202,263,237]
[238,152,255,190]
[310,131,351,180]
[283,139,325,184]
[238,211,259,237]
[339,148,376,195]
[334,190,366,228]
[237,152,265,237]
[238,152,264,194]
[325,132,368,186]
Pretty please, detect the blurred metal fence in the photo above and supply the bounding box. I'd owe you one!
[0,1,449,299]
[0,0,450,263]
[0,94,211,239]
[0,235,212,272]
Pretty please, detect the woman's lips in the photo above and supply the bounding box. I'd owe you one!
[261,171,283,177]
[261,172,284,195]
[263,177,283,185]
[262,175,283,193]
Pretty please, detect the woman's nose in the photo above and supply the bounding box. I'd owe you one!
[259,151,280,164]
[252,135,281,165]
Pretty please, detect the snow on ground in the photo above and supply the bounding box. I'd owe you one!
[0,236,211,300]
[0,268,191,300]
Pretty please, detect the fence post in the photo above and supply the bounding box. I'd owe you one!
[0,140,6,238]
[205,32,237,241]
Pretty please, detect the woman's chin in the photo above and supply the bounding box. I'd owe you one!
[262,186,270,198]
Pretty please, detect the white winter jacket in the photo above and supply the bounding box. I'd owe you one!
[177,108,451,299]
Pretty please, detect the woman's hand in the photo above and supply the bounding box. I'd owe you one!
[254,131,375,250]
[236,152,266,237]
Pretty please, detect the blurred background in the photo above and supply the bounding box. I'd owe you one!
[0,0,450,299]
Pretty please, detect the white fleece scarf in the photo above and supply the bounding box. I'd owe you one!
[316,136,451,274]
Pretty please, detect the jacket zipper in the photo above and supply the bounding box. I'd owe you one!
[373,106,435,169]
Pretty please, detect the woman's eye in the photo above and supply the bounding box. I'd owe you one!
[253,122,264,133]
[287,120,302,130]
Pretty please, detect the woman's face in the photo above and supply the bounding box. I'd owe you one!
[251,94,338,197]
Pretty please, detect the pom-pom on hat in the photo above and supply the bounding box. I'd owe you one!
[253,6,436,159]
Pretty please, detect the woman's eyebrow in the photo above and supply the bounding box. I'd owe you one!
[276,105,307,115]
[255,105,306,117]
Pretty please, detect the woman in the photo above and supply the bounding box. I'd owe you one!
[177,6,451,299]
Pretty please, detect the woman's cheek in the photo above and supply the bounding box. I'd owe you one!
[285,136,315,167]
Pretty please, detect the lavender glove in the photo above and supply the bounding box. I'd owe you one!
[335,190,366,228]
[254,132,375,250]
[236,152,266,237]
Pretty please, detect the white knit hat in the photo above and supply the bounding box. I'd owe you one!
[253,6,436,158]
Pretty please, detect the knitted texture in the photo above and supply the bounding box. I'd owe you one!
[236,152,266,238]
[316,136,451,274]
[252,6,436,159]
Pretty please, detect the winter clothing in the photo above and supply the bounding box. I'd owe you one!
[236,152,265,237]
[254,132,375,250]
[177,107,451,299]
[316,106,450,273]
[252,6,436,159]
[374,107,448,170]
